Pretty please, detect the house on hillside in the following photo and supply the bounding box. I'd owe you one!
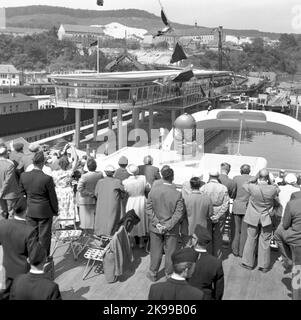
[0,65,20,86]
[57,24,109,45]
[0,93,38,115]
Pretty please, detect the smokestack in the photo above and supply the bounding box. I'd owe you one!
[0,7,6,29]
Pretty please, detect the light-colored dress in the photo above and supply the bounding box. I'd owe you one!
[123,175,147,237]
[52,169,79,226]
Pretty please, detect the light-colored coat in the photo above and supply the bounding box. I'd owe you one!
[77,171,103,205]
[0,158,20,199]
[243,182,279,227]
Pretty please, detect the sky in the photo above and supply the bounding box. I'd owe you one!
[1,0,301,33]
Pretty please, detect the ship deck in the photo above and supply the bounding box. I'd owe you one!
[1,241,289,300]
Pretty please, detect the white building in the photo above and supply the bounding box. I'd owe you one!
[0,65,20,86]
[57,24,108,44]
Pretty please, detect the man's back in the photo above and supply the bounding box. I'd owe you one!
[148,183,182,232]
[10,273,62,300]
[114,167,130,182]
[189,252,224,300]
[184,192,213,235]
[233,174,252,215]
[283,198,301,233]
[138,164,160,186]
[17,153,34,171]
[148,278,204,300]
[20,169,58,218]
[0,158,19,199]
[244,183,279,227]
[0,219,36,279]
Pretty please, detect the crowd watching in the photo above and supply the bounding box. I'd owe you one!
[0,140,301,300]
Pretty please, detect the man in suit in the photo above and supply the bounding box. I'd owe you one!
[148,247,204,300]
[0,145,20,220]
[20,151,58,256]
[189,224,224,300]
[232,164,253,257]
[146,167,185,281]
[0,197,38,299]
[138,155,161,187]
[241,169,279,272]
[200,170,229,258]
[183,177,213,236]
[274,196,301,271]
[10,242,62,300]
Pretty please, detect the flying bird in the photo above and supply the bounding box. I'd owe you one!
[153,1,173,38]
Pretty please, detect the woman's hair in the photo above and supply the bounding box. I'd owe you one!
[58,156,70,171]
[87,158,97,172]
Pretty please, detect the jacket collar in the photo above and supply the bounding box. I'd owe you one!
[167,277,188,285]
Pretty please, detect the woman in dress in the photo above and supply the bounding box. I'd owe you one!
[123,164,148,248]
[51,147,79,227]
[77,158,103,233]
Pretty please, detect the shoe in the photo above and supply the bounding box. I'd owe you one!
[240,263,253,270]
[258,267,269,273]
[146,272,157,282]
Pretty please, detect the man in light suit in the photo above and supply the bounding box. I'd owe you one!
[200,170,229,259]
[146,167,185,281]
[183,177,213,236]
[0,197,38,299]
[241,169,279,272]
[0,145,20,220]
[274,196,301,271]
[20,151,58,256]
[77,158,103,233]
[232,164,253,257]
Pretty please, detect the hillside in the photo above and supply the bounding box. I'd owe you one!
[5,5,282,39]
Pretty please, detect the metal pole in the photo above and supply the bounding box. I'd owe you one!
[236,119,243,156]
[108,109,113,129]
[149,108,153,143]
[93,109,98,140]
[218,26,223,71]
[97,37,100,73]
[117,109,123,150]
[75,108,81,148]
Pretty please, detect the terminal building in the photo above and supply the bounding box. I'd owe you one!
[49,68,233,148]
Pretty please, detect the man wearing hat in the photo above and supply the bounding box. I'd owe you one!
[188,224,224,300]
[148,247,204,300]
[17,143,41,174]
[94,165,125,236]
[275,169,286,186]
[10,243,62,300]
[0,145,20,220]
[200,170,229,258]
[9,142,24,169]
[114,156,130,182]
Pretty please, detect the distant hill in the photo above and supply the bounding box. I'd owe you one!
[5,5,281,39]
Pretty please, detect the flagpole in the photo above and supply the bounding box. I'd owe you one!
[97,36,100,73]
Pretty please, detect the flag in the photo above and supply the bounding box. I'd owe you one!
[172,66,194,82]
[170,42,187,64]
[161,9,169,26]
[90,40,98,47]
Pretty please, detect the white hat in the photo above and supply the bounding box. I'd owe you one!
[104,165,115,172]
[127,164,139,176]
[0,146,7,156]
[209,170,220,177]
[29,143,40,153]
[285,173,297,185]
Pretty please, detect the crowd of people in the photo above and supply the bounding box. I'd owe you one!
[0,139,301,300]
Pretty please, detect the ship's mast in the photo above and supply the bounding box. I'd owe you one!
[218,26,223,71]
